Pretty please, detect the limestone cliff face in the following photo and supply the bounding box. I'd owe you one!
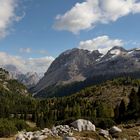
[33,48,102,93]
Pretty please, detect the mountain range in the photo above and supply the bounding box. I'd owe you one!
[2,64,41,88]
[31,46,140,97]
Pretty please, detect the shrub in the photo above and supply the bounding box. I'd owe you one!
[95,118,116,129]
[0,118,29,137]
[0,118,17,137]
[14,119,28,131]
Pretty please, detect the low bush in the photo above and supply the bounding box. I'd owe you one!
[0,118,29,137]
[0,118,17,137]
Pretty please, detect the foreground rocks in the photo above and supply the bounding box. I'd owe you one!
[16,119,95,140]
[16,119,124,140]
[16,124,75,140]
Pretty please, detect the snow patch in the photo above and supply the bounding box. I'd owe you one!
[127,51,134,54]
[135,48,140,51]
[110,49,121,55]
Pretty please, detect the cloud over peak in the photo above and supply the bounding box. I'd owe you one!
[0,51,54,74]
[78,35,124,54]
[54,0,140,34]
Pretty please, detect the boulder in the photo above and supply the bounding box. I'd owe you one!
[99,129,109,136]
[52,125,72,136]
[16,133,26,140]
[109,126,122,134]
[36,135,48,140]
[71,119,95,132]
[63,136,77,140]
[41,128,52,136]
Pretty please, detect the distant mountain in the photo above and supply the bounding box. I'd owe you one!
[3,64,22,79]
[2,64,41,88]
[18,72,41,88]
[32,46,140,97]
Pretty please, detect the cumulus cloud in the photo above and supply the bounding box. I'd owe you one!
[19,48,48,55]
[0,52,54,74]
[19,48,32,53]
[78,35,124,54]
[54,0,140,33]
[25,57,54,74]
[0,0,22,38]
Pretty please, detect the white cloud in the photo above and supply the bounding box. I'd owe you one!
[38,50,48,55]
[0,51,54,74]
[54,0,140,33]
[25,57,54,74]
[0,0,22,38]
[19,48,48,55]
[78,35,124,54]
[19,48,32,53]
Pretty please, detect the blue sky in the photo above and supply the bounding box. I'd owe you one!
[0,0,140,73]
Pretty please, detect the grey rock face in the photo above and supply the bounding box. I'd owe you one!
[18,72,41,88]
[33,48,102,93]
[33,46,140,96]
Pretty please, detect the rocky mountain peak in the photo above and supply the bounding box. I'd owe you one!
[32,46,140,96]
[107,46,127,56]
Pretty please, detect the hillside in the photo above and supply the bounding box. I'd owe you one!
[33,72,140,98]
[35,77,140,128]
[1,76,140,138]
[0,68,37,119]
[0,68,29,96]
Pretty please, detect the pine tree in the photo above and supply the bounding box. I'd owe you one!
[118,99,126,122]
[64,105,69,119]
[127,88,139,119]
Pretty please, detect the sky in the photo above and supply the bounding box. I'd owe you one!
[0,0,140,74]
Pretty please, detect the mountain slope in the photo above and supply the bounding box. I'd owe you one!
[32,46,140,97]
[33,48,102,93]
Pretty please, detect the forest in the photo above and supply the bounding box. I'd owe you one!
[1,75,140,137]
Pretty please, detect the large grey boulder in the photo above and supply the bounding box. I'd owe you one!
[71,119,95,132]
